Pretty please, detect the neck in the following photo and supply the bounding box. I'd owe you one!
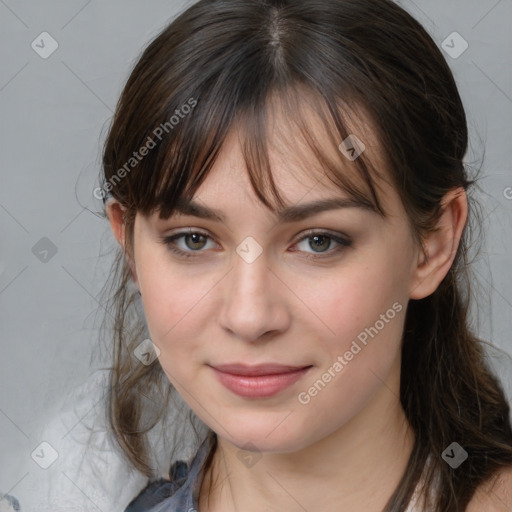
[199,365,416,512]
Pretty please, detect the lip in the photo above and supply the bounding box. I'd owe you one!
[209,363,313,398]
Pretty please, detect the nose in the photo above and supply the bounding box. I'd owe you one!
[218,247,291,343]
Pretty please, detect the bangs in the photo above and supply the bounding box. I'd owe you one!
[101,0,400,224]
[131,82,389,221]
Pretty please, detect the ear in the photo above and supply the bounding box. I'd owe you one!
[106,200,139,287]
[409,187,468,300]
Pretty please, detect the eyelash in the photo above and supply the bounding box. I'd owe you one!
[160,229,352,261]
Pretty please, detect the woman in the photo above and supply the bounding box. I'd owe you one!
[99,0,512,509]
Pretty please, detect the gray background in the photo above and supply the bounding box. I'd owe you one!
[1,0,511,510]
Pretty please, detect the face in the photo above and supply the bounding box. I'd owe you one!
[130,115,420,454]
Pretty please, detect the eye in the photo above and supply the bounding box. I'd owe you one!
[161,229,217,258]
[160,229,352,260]
[291,230,352,259]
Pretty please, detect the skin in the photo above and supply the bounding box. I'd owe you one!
[106,109,486,511]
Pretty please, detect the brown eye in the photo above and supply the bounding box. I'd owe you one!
[161,230,216,259]
[307,234,332,253]
[292,230,352,259]
[182,233,208,250]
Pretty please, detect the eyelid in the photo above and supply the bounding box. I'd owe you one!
[160,227,352,259]
[293,228,351,245]
[160,228,219,258]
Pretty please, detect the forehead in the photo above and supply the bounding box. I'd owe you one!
[190,97,394,215]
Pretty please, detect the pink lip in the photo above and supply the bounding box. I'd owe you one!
[210,363,312,398]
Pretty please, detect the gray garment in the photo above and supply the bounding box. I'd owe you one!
[124,436,213,512]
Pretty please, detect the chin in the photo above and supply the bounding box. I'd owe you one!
[225,433,303,454]
[216,414,316,454]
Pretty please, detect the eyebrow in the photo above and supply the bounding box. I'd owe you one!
[171,196,376,224]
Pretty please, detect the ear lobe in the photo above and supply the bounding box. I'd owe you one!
[409,188,468,300]
[106,200,139,287]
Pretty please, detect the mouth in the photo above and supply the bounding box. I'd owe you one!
[209,363,313,398]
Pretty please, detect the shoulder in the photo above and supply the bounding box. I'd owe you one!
[466,465,512,512]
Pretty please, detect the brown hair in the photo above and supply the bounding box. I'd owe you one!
[98,0,512,510]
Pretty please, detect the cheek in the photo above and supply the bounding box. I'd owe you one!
[140,272,206,339]
[293,263,408,431]
[299,253,409,349]
[291,245,411,411]
[135,254,223,375]
[135,248,193,342]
